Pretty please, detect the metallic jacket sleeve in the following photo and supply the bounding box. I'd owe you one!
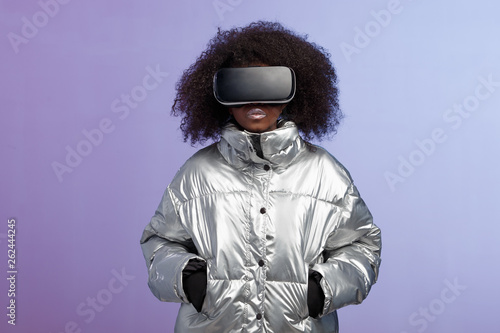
[140,186,203,303]
[312,182,382,316]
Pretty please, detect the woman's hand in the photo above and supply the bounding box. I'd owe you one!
[182,259,207,312]
[308,270,325,318]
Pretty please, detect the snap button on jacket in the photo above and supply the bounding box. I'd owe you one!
[140,121,382,333]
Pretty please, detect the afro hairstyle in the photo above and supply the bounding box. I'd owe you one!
[172,21,343,145]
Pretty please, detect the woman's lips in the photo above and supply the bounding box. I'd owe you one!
[246,108,267,120]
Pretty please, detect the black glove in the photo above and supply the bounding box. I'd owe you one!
[307,270,325,318]
[182,259,207,312]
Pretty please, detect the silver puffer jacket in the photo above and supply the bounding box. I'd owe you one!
[140,121,381,333]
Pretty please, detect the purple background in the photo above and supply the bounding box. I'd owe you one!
[1,0,499,332]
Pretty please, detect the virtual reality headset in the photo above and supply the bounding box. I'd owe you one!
[213,66,296,107]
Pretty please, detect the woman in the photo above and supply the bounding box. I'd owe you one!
[140,21,381,333]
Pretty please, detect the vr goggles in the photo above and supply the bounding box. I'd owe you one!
[213,66,296,107]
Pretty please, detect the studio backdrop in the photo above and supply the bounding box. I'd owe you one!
[1,0,499,332]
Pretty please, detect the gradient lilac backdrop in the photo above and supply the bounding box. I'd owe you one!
[1,0,499,332]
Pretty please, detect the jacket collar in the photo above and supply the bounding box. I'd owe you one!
[218,120,304,169]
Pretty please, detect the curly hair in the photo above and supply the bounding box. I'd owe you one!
[172,21,342,145]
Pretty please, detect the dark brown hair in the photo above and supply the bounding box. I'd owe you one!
[172,21,342,145]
